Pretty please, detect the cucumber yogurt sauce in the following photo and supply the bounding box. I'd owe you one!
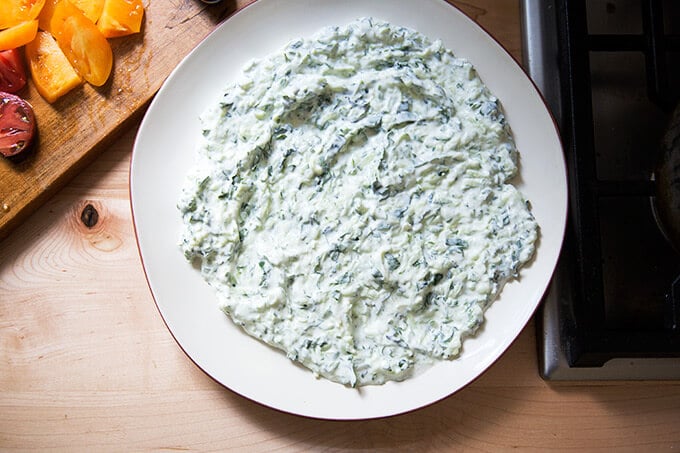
[178,18,538,387]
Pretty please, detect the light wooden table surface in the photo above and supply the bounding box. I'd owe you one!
[2,1,680,450]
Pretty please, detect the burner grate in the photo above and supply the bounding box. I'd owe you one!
[556,0,680,367]
[587,0,680,110]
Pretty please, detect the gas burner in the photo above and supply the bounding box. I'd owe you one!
[521,0,680,379]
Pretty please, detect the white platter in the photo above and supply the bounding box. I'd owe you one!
[130,0,567,420]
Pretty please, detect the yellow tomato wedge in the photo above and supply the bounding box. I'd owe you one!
[50,0,112,86]
[70,0,104,23]
[44,0,82,36]
[25,30,82,103]
[97,0,144,38]
[0,20,39,51]
[0,0,45,30]
[37,0,59,33]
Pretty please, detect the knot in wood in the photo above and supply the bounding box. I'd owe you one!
[81,203,99,228]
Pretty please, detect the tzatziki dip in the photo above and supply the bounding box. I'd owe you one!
[178,18,538,387]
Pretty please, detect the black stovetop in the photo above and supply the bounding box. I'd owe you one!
[521,0,680,379]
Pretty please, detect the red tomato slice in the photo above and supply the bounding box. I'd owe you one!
[0,49,28,94]
[0,91,36,158]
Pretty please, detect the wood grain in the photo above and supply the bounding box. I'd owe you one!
[2,0,680,450]
[0,0,255,242]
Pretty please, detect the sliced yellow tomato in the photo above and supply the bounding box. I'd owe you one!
[25,30,82,103]
[37,0,59,32]
[97,0,143,38]
[54,6,112,86]
[43,0,82,36]
[0,0,45,30]
[71,0,104,23]
[0,20,39,51]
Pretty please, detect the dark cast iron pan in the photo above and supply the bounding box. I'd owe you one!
[655,101,680,254]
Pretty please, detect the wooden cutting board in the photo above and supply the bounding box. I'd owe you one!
[0,0,254,241]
